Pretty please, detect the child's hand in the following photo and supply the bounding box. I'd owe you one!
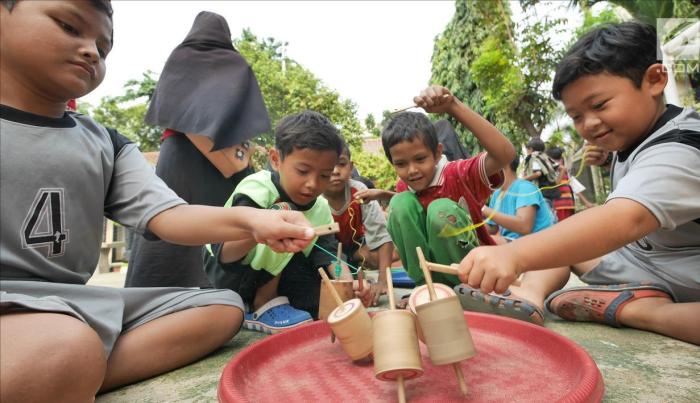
[354,188,391,203]
[250,210,314,253]
[458,245,522,294]
[413,85,456,115]
[354,279,382,307]
[584,143,610,166]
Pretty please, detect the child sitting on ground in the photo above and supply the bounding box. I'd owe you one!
[0,1,315,401]
[456,21,700,345]
[358,85,515,287]
[482,156,554,242]
[323,144,395,306]
[205,111,373,333]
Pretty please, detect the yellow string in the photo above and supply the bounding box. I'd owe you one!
[345,198,367,272]
[439,148,589,238]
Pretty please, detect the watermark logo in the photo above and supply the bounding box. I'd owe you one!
[658,18,699,62]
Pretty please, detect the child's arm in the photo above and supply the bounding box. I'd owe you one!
[521,171,542,181]
[457,198,659,294]
[481,205,537,235]
[148,205,314,256]
[414,85,516,176]
[354,188,395,203]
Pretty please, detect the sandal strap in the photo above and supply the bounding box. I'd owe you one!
[253,296,290,317]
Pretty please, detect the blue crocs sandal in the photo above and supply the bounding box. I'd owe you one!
[454,284,544,326]
[243,296,313,334]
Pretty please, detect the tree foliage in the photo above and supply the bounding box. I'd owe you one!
[430,0,564,152]
[350,148,396,191]
[571,0,698,23]
[87,71,161,151]
[234,29,363,148]
[86,30,363,151]
[364,114,380,137]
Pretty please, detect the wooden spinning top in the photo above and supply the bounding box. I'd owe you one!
[413,247,474,396]
[319,280,354,321]
[373,267,423,403]
[408,283,456,343]
[319,268,373,361]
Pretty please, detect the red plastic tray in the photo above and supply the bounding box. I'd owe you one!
[219,312,604,402]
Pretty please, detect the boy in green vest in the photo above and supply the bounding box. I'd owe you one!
[206,111,370,333]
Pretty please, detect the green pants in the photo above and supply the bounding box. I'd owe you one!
[387,194,479,286]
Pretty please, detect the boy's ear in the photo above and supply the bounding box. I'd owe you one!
[268,148,281,172]
[643,63,668,97]
[436,143,444,160]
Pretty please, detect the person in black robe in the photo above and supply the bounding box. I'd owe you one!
[125,11,270,288]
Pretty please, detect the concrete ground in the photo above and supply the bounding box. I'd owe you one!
[92,270,700,403]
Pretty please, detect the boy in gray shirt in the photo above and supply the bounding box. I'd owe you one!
[454,22,699,345]
[0,1,315,401]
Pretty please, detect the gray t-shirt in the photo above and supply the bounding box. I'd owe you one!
[601,106,700,299]
[1,106,185,284]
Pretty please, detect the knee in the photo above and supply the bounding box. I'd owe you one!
[1,314,106,402]
[388,192,420,220]
[201,305,244,341]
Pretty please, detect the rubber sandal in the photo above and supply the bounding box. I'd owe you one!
[243,296,313,334]
[454,284,544,326]
[545,283,672,327]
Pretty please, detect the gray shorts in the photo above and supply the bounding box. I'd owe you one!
[0,281,243,356]
[580,248,700,303]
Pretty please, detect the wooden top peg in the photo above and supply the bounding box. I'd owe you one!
[416,247,436,301]
[314,222,340,236]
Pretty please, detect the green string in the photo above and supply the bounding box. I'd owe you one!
[312,242,360,274]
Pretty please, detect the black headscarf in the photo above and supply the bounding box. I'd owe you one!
[145,11,270,150]
[434,119,469,161]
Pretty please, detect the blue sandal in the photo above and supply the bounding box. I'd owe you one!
[243,296,313,334]
[454,284,544,326]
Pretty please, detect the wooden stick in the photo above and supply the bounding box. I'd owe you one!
[426,262,521,287]
[357,268,364,292]
[386,267,395,310]
[386,267,406,402]
[314,222,340,236]
[391,94,451,115]
[318,268,344,307]
[453,363,469,396]
[397,376,406,403]
[415,247,436,301]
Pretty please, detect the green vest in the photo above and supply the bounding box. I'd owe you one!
[224,170,333,276]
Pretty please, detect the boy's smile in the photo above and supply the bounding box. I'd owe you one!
[562,69,667,152]
[270,147,338,206]
[389,137,443,192]
[0,1,112,115]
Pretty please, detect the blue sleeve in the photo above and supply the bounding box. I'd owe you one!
[513,181,541,211]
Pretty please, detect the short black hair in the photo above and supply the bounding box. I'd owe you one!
[509,156,520,173]
[526,138,545,152]
[340,143,351,159]
[1,0,113,17]
[546,147,563,160]
[381,112,438,163]
[1,0,114,45]
[274,110,344,160]
[552,21,659,100]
